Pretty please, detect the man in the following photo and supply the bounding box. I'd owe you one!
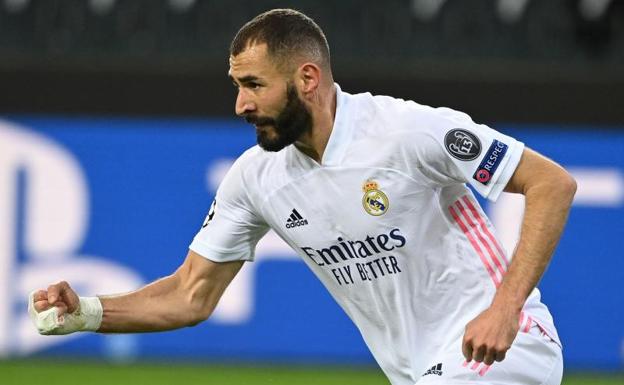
[29,9,575,385]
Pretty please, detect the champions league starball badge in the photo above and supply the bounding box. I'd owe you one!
[362,179,389,216]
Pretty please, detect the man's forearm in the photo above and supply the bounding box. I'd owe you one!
[98,273,200,333]
[493,169,576,311]
[96,252,242,333]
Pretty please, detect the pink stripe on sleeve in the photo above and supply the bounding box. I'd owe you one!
[462,196,510,266]
[449,205,500,287]
[455,200,506,279]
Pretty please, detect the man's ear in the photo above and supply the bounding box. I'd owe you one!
[296,62,321,97]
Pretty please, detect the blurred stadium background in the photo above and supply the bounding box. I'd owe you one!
[1,0,623,384]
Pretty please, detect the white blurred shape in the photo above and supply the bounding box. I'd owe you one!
[168,0,195,13]
[579,0,612,21]
[411,0,447,22]
[3,0,29,13]
[0,121,88,261]
[497,0,530,24]
[89,0,115,16]
[571,168,624,206]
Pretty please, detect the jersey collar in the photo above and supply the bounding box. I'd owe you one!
[320,83,353,166]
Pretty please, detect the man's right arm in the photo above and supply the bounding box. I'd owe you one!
[32,250,243,334]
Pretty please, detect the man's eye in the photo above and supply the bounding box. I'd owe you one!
[248,83,261,89]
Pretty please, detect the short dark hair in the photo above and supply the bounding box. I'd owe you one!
[230,9,331,71]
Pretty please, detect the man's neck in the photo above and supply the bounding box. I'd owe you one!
[294,84,337,163]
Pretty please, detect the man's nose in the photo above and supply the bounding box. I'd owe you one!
[235,90,256,116]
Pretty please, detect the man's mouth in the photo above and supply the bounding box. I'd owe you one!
[253,121,275,134]
[246,116,274,127]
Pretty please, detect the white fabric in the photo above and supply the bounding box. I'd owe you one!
[29,292,103,335]
[190,84,561,385]
[415,323,563,385]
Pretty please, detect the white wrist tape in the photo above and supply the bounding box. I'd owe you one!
[28,291,103,335]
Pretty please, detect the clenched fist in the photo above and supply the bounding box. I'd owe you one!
[29,281,103,335]
[462,304,519,365]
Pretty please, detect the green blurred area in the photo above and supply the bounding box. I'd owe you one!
[1,360,622,385]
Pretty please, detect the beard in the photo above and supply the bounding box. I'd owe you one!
[245,85,313,152]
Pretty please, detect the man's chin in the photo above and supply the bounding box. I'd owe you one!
[257,134,290,152]
[257,140,288,152]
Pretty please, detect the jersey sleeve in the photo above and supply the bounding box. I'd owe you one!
[410,106,524,201]
[189,155,270,262]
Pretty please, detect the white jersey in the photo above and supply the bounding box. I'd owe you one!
[190,84,561,385]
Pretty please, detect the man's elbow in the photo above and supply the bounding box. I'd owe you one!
[526,166,577,205]
[557,169,577,202]
[184,297,216,327]
[187,311,211,327]
[183,288,220,327]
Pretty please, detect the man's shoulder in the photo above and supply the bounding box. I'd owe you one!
[346,89,447,124]
[342,89,455,140]
[346,88,420,108]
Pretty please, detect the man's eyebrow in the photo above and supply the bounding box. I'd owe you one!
[229,75,261,83]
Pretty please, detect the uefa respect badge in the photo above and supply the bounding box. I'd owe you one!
[473,140,508,185]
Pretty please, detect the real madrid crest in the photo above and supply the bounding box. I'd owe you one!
[362,179,389,216]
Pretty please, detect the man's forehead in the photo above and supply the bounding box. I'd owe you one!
[228,43,270,75]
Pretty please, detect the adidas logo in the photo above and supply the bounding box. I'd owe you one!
[285,209,308,228]
[422,363,443,377]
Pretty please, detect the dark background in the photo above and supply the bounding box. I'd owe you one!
[1,0,622,124]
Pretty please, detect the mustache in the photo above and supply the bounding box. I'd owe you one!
[245,115,275,126]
